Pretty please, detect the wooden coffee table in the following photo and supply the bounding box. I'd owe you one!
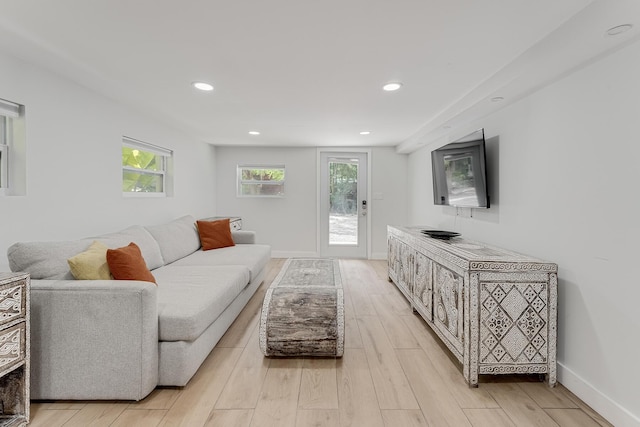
[259,258,344,357]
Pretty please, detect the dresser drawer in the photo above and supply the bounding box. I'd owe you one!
[0,322,25,374]
[0,278,27,328]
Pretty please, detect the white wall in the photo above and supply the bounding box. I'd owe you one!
[216,146,318,257]
[408,39,640,427]
[371,146,408,258]
[0,51,217,271]
[215,146,407,259]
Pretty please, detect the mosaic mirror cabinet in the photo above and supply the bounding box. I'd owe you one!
[387,226,557,387]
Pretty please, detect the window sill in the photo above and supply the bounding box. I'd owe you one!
[122,192,166,198]
[236,194,285,198]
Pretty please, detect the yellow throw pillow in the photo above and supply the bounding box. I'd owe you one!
[68,240,113,280]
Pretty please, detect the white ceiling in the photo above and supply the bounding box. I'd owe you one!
[0,0,638,152]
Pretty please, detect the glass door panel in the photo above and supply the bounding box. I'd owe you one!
[319,151,367,258]
[329,158,358,245]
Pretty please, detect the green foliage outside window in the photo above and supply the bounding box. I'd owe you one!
[238,166,285,196]
[329,162,358,214]
[122,146,164,193]
[241,168,285,181]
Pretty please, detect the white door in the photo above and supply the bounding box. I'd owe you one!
[319,151,368,258]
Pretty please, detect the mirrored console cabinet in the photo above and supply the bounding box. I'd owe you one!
[387,226,557,387]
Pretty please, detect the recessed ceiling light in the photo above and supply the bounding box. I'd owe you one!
[383,82,403,91]
[491,96,504,102]
[606,24,633,36]
[359,131,371,135]
[248,131,260,136]
[192,81,214,91]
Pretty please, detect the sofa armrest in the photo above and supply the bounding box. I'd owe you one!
[30,279,158,400]
[232,230,256,244]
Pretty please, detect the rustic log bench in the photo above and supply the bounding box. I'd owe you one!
[259,258,344,357]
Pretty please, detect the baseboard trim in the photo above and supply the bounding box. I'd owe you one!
[558,362,640,427]
[271,251,390,260]
[271,250,320,259]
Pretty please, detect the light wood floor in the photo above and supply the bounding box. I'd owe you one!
[30,259,613,427]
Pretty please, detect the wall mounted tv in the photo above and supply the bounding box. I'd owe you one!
[431,128,489,208]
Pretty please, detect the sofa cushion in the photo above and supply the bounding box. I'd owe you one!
[230,230,255,245]
[67,240,112,280]
[196,219,235,251]
[91,225,164,270]
[107,242,157,284]
[170,244,271,283]
[145,215,201,265]
[153,265,250,341]
[8,239,93,280]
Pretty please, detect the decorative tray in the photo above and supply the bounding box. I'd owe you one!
[421,230,461,240]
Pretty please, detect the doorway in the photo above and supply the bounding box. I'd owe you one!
[319,151,369,258]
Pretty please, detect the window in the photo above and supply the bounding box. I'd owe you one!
[0,119,7,190]
[0,98,21,195]
[122,137,172,196]
[237,165,285,197]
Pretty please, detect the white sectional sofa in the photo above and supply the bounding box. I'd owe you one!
[7,215,271,401]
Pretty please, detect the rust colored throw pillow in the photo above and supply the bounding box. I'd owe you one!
[196,219,236,251]
[106,242,157,284]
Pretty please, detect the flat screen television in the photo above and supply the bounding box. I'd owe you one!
[431,129,489,208]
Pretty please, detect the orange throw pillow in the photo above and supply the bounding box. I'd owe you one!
[106,242,157,284]
[196,219,236,251]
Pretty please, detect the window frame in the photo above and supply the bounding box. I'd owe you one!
[237,165,286,198]
[0,99,20,196]
[0,141,7,193]
[122,136,172,197]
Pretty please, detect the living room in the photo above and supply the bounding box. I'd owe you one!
[1,1,639,426]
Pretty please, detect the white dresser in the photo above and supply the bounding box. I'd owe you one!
[387,226,557,387]
[0,272,30,426]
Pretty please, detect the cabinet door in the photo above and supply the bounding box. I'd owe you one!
[388,235,399,283]
[397,241,412,297]
[479,282,549,366]
[412,251,433,321]
[433,264,464,354]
